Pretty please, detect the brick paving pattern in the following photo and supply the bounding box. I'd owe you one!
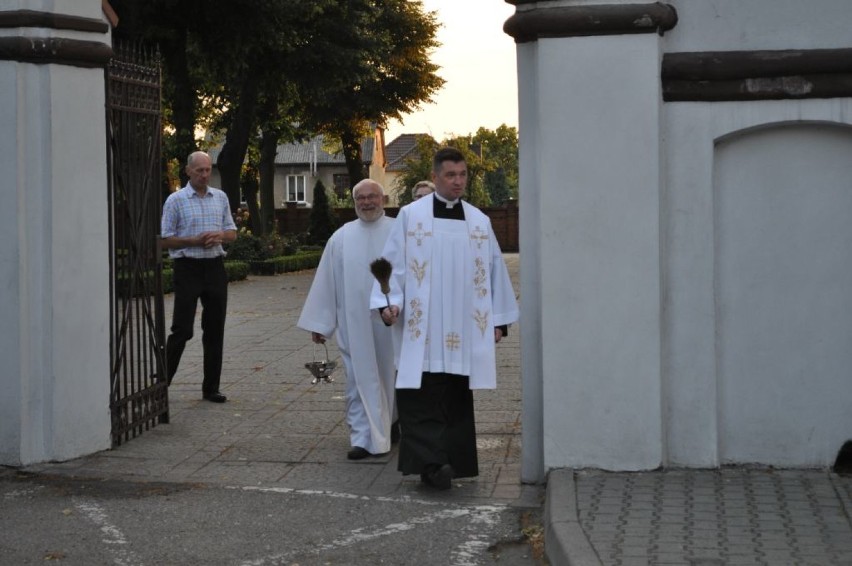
[575,469,852,566]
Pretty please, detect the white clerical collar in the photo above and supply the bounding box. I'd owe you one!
[433,193,459,209]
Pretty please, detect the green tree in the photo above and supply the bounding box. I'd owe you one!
[239,147,263,235]
[308,180,338,245]
[113,0,443,218]
[392,135,494,208]
[109,0,209,190]
[472,124,519,202]
[300,0,444,188]
[443,136,490,208]
[392,135,439,205]
[484,167,511,206]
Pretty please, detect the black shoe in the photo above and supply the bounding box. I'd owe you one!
[202,392,227,403]
[390,421,400,444]
[422,464,453,490]
[347,447,371,460]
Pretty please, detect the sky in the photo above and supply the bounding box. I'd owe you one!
[383,0,518,144]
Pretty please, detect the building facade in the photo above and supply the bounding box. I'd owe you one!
[0,2,114,465]
[507,0,852,479]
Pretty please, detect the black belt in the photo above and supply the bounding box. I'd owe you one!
[174,256,224,262]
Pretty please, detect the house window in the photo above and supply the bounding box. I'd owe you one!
[286,175,306,202]
[333,174,350,199]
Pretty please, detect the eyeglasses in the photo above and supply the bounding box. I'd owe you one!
[354,194,381,203]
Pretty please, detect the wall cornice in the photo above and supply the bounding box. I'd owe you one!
[0,9,111,68]
[0,37,112,68]
[0,9,108,33]
[503,2,677,43]
[663,48,852,101]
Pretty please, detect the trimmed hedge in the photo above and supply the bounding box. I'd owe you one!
[158,251,318,294]
[248,250,322,275]
[161,260,249,294]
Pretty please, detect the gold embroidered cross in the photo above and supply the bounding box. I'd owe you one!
[407,222,432,246]
[445,332,461,351]
[470,226,489,249]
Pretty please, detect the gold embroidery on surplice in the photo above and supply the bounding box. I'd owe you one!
[470,226,489,249]
[473,309,490,337]
[445,332,461,351]
[407,222,432,246]
[410,258,428,287]
[473,257,488,298]
[407,298,423,340]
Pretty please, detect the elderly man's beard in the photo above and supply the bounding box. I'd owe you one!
[356,206,384,223]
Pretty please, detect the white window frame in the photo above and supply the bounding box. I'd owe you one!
[286,175,306,202]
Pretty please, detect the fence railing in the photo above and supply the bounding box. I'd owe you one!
[274,201,519,252]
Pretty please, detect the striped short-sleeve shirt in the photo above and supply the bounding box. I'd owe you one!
[161,185,237,259]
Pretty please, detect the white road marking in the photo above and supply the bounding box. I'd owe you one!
[232,484,445,507]
[3,486,44,499]
[230,485,508,566]
[75,499,143,566]
[450,505,506,566]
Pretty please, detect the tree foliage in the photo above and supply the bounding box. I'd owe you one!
[392,135,440,206]
[109,0,442,227]
[391,125,519,208]
[299,0,444,189]
[471,124,519,204]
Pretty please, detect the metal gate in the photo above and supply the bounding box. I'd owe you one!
[106,40,169,446]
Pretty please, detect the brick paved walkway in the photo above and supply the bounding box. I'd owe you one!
[549,468,852,565]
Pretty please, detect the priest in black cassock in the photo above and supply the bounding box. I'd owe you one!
[371,147,519,489]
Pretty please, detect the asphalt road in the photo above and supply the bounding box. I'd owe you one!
[1,469,545,565]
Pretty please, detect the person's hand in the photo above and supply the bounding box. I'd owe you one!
[198,231,223,248]
[381,305,400,326]
[311,332,326,344]
[494,327,504,343]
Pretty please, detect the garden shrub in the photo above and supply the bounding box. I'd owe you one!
[248,250,322,275]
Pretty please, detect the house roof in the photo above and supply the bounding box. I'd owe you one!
[385,133,429,172]
[208,135,375,167]
[276,135,375,166]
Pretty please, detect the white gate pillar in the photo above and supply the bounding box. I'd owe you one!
[0,3,114,465]
[506,1,677,473]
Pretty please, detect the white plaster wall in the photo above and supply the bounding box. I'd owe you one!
[715,124,852,466]
[661,0,852,468]
[9,63,112,464]
[517,41,545,483]
[532,34,664,471]
[49,64,111,460]
[0,62,22,464]
[0,3,112,464]
[666,0,852,52]
[0,1,100,19]
[515,0,852,470]
[663,100,852,467]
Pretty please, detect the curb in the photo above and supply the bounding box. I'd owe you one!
[545,468,602,566]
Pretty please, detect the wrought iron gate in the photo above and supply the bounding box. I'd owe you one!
[106,40,169,446]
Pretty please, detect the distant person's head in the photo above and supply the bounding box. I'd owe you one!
[352,179,385,222]
[186,151,212,192]
[411,180,435,201]
[431,147,467,201]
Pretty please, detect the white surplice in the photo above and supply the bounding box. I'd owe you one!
[370,195,519,389]
[298,215,397,454]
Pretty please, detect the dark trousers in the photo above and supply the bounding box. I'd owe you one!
[166,257,228,395]
[396,372,479,478]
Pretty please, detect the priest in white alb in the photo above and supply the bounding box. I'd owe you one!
[371,147,519,489]
[298,179,397,460]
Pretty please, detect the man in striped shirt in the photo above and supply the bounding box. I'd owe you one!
[161,151,237,403]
